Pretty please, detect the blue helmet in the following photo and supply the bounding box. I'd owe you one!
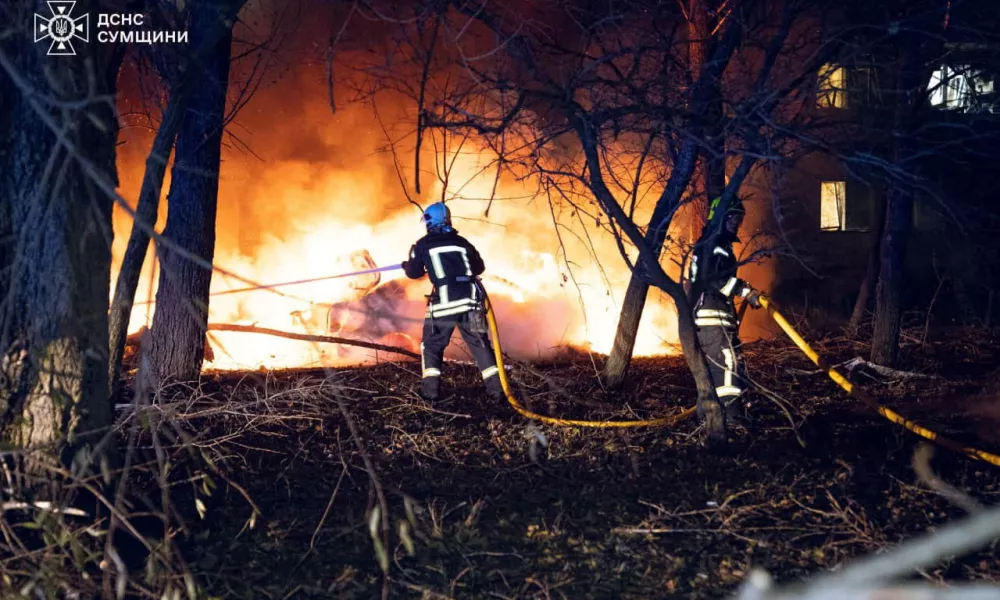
[422,202,452,231]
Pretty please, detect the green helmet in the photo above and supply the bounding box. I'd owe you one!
[707,196,745,222]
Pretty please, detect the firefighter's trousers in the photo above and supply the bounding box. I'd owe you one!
[420,308,503,400]
[696,321,747,409]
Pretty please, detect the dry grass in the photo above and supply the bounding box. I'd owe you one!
[4,326,1000,599]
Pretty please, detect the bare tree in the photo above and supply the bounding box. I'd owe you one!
[870,4,999,364]
[869,27,938,366]
[603,0,727,389]
[141,0,249,386]
[107,60,187,401]
[813,0,1000,364]
[847,192,886,335]
[106,0,279,399]
[0,0,121,477]
[355,0,840,442]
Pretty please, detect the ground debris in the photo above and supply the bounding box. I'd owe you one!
[111,328,1000,599]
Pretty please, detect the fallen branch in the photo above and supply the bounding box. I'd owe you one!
[737,580,1000,600]
[913,444,984,515]
[1,501,89,518]
[736,501,1000,599]
[787,357,936,381]
[786,359,861,377]
[843,357,938,381]
[204,323,519,372]
[206,323,421,359]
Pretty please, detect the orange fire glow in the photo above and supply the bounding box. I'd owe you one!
[110,72,765,371]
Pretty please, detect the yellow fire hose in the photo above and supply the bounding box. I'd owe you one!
[757,295,1000,467]
[482,291,1000,467]
[483,295,697,428]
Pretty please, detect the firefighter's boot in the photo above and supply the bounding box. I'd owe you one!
[420,375,441,402]
[485,371,504,400]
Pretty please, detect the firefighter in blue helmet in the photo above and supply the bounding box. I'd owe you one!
[688,197,763,424]
[402,202,504,401]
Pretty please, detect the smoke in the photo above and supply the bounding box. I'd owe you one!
[110,44,773,370]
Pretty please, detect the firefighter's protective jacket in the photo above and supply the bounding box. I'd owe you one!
[689,233,752,328]
[403,230,486,318]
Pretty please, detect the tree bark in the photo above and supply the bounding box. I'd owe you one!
[0,0,119,475]
[107,88,186,400]
[870,188,913,366]
[689,0,727,223]
[870,37,923,367]
[603,140,700,388]
[848,192,887,334]
[601,282,645,390]
[145,0,239,386]
[603,0,728,390]
[575,117,727,442]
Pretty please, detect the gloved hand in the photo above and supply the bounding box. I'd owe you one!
[746,289,763,309]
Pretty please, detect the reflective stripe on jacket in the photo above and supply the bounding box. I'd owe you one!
[689,241,751,324]
[403,230,486,317]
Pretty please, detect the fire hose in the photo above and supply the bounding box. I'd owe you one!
[481,288,697,428]
[756,295,1000,467]
[200,261,1000,466]
[483,288,1000,466]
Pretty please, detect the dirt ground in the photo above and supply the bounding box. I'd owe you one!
[122,325,1000,599]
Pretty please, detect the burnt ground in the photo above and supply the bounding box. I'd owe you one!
[120,324,1000,599]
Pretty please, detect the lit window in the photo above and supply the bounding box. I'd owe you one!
[817,64,847,108]
[820,181,846,231]
[928,65,995,112]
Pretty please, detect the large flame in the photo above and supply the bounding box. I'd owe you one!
[110,69,750,371]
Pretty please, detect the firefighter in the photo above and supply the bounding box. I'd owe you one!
[688,197,763,424]
[402,202,505,402]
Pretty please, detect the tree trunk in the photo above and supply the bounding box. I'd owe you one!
[574,116,727,443]
[107,88,186,400]
[603,0,726,389]
[603,276,651,388]
[871,39,923,367]
[0,0,119,476]
[848,192,887,334]
[145,0,237,386]
[689,0,726,222]
[603,141,700,388]
[870,187,913,366]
